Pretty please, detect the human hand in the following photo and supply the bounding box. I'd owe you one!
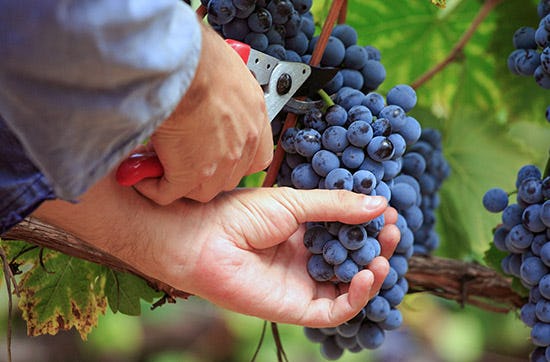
[133,24,273,205]
[33,175,400,328]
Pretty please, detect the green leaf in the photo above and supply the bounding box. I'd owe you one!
[433,106,533,259]
[347,0,502,113]
[16,249,107,340]
[483,242,508,275]
[431,0,447,8]
[105,270,162,316]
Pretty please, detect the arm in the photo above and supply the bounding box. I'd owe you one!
[0,0,201,200]
[33,174,400,328]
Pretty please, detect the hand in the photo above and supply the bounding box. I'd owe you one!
[33,174,400,328]
[132,24,273,205]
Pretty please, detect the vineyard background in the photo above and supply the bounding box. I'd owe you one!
[2,0,550,361]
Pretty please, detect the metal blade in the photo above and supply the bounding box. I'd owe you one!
[282,98,324,114]
[293,66,339,97]
[264,61,311,121]
[247,48,280,86]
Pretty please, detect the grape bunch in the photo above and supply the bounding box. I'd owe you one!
[400,129,451,255]
[204,1,451,358]
[507,0,550,89]
[313,24,386,95]
[203,0,316,61]
[482,165,550,361]
[276,83,424,359]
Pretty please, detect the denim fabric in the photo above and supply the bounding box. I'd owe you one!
[0,115,55,234]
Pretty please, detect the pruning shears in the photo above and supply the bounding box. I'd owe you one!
[115,39,337,187]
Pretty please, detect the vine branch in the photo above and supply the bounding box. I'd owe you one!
[1,219,527,314]
[1,218,191,300]
[411,0,503,89]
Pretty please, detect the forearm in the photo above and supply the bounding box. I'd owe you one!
[0,0,201,201]
[31,172,200,287]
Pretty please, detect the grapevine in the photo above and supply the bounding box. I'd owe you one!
[1,1,550,361]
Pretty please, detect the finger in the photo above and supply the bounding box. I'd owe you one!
[382,206,398,225]
[365,256,390,299]
[377,224,400,259]
[298,269,375,328]
[184,178,226,203]
[246,120,273,175]
[134,175,201,205]
[276,188,389,225]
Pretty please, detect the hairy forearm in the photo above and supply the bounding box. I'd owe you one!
[31,173,200,289]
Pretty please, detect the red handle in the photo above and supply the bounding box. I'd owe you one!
[116,39,247,187]
[115,152,163,186]
[225,39,250,63]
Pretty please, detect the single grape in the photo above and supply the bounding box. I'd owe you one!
[331,24,358,47]
[342,146,365,169]
[361,60,386,91]
[325,104,348,126]
[352,170,377,194]
[367,136,395,162]
[356,322,385,350]
[322,126,349,152]
[340,69,364,90]
[347,105,373,123]
[303,225,333,254]
[365,296,391,322]
[350,237,380,265]
[362,92,385,116]
[344,45,369,70]
[483,188,509,212]
[323,239,348,265]
[536,298,550,323]
[347,121,373,147]
[325,168,354,190]
[320,336,344,360]
[390,182,417,211]
[521,257,549,285]
[307,254,334,281]
[386,84,417,112]
[247,8,272,33]
[207,0,237,25]
[291,163,320,189]
[338,224,368,250]
[311,150,340,177]
[321,36,346,67]
[294,128,322,157]
[334,258,359,282]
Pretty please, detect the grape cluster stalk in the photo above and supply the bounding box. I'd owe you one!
[203,0,450,359]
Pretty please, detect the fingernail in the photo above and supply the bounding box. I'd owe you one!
[364,196,386,209]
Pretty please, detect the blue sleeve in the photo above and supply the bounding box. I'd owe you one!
[0,115,56,234]
[0,0,202,201]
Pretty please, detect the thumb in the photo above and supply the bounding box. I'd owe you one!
[229,187,388,250]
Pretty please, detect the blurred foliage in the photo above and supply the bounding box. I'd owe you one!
[1,0,549,361]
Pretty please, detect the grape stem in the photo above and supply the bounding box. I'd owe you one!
[411,0,503,89]
[262,0,347,187]
[317,89,335,108]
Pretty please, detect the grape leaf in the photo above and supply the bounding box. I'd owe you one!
[432,0,447,8]
[16,249,107,340]
[483,242,507,276]
[347,0,502,114]
[105,270,162,316]
[433,105,534,259]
